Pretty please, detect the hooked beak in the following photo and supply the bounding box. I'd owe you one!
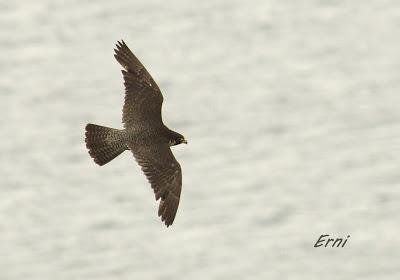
[182,139,188,144]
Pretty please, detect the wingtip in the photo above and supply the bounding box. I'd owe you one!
[116,39,125,48]
[115,41,122,51]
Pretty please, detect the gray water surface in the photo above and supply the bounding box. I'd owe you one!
[1,0,399,279]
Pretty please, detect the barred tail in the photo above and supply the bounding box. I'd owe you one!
[85,123,127,166]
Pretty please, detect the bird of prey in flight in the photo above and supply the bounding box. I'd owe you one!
[85,40,187,227]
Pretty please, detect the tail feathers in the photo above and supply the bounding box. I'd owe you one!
[85,123,127,166]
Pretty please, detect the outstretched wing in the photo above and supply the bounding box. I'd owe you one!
[114,40,163,129]
[130,143,182,227]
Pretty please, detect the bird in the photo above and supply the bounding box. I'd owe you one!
[85,40,187,227]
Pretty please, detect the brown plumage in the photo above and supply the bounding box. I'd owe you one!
[85,40,187,227]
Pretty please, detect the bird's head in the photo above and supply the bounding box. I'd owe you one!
[169,131,187,146]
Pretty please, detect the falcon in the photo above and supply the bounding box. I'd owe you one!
[85,40,187,227]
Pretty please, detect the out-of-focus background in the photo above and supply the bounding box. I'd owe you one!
[1,0,399,279]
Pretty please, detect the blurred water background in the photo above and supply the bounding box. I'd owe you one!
[1,0,399,279]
